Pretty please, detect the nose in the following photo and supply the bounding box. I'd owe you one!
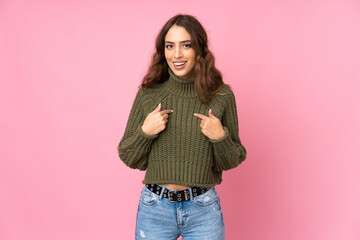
[174,45,183,58]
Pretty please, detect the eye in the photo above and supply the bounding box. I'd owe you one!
[184,44,191,48]
[165,45,173,49]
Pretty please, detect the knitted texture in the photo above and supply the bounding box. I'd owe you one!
[117,67,247,188]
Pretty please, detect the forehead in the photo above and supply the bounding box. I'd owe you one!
[165,25,191,42]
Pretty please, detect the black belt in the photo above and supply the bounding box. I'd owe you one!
[145,184,210,202]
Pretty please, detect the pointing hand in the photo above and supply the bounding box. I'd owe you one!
[141,103,174,136]
[194,109,225,140]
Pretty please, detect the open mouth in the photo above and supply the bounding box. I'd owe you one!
[173,61,186,69]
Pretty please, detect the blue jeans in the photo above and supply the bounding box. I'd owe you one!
[135,184,225,240]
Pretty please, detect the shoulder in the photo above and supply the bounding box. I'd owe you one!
[138,82,166,95]
[210,84,239,114]
[217,84,234,96]
[207,84,236,116]
[133,83,169,110]
[135,84,164,100]
[212,84,236,104]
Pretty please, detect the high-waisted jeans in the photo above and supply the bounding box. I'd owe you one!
[135,184,225,240]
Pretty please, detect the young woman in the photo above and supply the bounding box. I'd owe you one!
[117,14,247,240]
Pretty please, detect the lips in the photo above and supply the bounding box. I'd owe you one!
[173,61,186,69]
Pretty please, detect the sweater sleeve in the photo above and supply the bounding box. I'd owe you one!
[117,87,158,170]
[209,89,247,171]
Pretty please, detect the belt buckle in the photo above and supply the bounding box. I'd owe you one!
[167,190,177,202]
[167,189,190,202]
[184,189,190,201]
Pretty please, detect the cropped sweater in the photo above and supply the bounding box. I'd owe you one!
[117,67,247,188]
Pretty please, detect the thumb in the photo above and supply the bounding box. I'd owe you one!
[153,103,161,112]
[208,109,214,118]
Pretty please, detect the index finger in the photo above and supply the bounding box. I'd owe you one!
[194,113,208,119]
[160,109,174,115]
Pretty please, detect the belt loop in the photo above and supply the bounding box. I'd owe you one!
[188,187,194,202]
[159,184,165,200]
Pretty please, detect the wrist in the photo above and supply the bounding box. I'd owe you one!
[209,127,229,143]
[139,124,158,138]
[141,125,150,135]
[217,128,226,139]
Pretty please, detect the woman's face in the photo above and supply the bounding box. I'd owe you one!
[164,25,196,79]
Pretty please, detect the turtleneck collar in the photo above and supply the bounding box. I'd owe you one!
[163,67,197,97]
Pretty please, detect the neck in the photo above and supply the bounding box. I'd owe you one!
[163,67,197,97]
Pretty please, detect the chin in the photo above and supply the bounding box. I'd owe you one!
[172,68,191,77]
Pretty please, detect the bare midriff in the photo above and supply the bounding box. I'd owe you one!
[162,183,190,191]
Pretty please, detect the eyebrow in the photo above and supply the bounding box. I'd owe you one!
[165,40,191,44]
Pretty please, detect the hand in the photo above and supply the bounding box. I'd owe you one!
[194,109,225,140]
[141,103,173,136]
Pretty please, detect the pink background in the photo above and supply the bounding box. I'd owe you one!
[1,0,359,239]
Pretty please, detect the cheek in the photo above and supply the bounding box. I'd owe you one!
[164,50,171,60]
[188,62,195,70]
[189,57,196,67]
[189,51,196,63]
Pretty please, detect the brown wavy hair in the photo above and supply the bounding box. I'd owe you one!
[140,14,230,104]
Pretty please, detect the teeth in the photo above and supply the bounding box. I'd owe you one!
[174,62,186,66]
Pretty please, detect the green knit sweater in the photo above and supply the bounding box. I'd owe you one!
[117,67,247,188]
